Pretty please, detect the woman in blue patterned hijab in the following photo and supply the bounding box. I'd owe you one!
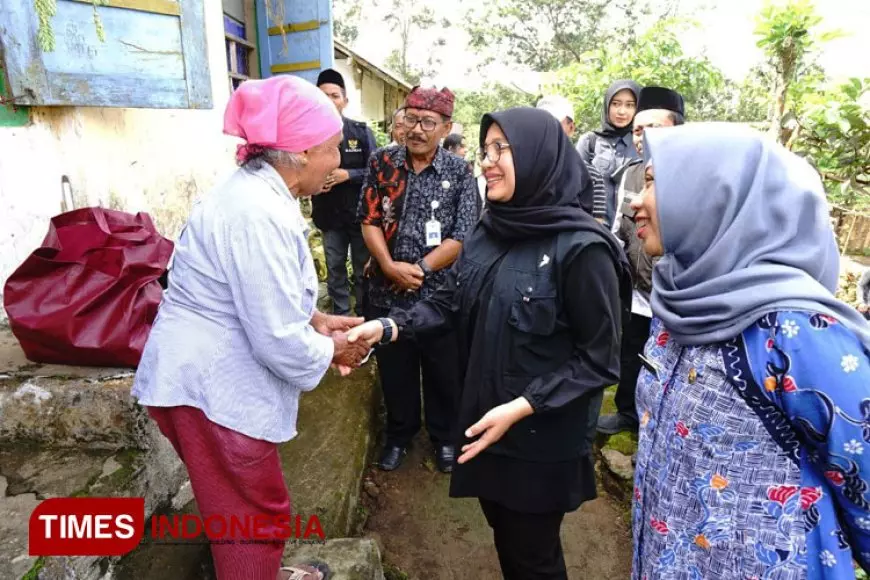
[629,122,870,579]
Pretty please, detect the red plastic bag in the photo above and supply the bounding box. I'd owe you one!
[3,207,174,367]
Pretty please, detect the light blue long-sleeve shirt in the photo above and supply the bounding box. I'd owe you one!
[132,163,333,443]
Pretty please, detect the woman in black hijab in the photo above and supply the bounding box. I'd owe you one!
[350,107,630,579]
[577,79,641,226]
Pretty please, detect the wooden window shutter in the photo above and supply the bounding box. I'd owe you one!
[0,0,212,109]
[255,0,333,84]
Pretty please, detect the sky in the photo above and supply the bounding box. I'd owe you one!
[347,0,870,91]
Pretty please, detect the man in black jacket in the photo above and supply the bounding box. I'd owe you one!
[316,69,377,315]
[598,86,685,435]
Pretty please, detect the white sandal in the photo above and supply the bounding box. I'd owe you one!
[280,563,327,580]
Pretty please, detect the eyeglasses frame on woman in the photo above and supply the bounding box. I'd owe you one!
[477,142,511,164]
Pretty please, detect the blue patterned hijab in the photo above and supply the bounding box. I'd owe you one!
[645,122,870,348]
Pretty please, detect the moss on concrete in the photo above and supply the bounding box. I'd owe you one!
[600,385,618,417]
[383,563,410,580]
[92,448,143,494]
[603,431,638,457]
[279,366,380,538]
[20,557,44,580]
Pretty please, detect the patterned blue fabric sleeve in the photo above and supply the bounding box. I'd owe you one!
[745,311,870,575]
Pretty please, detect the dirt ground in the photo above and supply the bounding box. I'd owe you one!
[360,434,633,580]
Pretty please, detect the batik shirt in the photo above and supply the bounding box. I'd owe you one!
[358,145,480,310]
[633,311,870,579]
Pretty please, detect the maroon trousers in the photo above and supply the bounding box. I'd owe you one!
[148,405,290,580]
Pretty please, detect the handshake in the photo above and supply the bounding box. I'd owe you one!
[311,311,396,376]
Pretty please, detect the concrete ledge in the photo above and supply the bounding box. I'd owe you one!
[284,538,385,580]
[0,328,145,450]
[0,328,381,578]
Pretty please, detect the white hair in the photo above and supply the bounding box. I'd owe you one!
[242,147,305,171]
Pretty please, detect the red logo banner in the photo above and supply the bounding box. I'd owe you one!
[29,497,145,556]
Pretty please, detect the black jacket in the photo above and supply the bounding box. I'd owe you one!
[392,225,627,463]
[312,117,376,231]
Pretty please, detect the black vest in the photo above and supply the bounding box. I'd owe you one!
[451,226,620,462]
[312,117,370,230]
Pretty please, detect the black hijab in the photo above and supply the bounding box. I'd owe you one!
[478,107,632,305]
[480,108,599,240]
[594,79,641,139]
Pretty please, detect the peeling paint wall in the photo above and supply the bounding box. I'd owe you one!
[333,57,393,127]
[0,2,238,322]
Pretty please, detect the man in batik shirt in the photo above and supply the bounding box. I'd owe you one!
[358,86,480,473]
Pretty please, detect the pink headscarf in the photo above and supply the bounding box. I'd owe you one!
[223,75,342,162]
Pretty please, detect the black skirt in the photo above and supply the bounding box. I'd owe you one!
[448,450,597,514]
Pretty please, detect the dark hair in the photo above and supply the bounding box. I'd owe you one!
[670,111,685,126]
[443,133,464,151]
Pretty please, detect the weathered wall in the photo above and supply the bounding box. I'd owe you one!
[333,57,391,126]
[334,57,364,121]
[361,70,385,125]
[0,1,238,322]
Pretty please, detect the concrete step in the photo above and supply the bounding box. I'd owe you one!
[0,444,186,580]
[0,327,382,578]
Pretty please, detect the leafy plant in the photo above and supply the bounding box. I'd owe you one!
[754,0,842,142]
[333,0,363,45]
[369,120,391,148]
[792,78,870,210]
[452,82,538,143]
[34,0,107,52]
[547,19,746,132]
[381,0,446,84]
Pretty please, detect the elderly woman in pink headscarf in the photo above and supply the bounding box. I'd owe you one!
[132,76,369,580]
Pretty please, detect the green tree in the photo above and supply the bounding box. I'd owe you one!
[792,78,870,211]
[732,66,775,123]
[464,0,678,72]
[452,83,539,142]
[754,0,840,143]
[333,0,363,45]
[547,19,740,132]
[381,0,445,84]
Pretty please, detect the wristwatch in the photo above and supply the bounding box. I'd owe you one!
[417,259,433,278]
[378,318,394,345]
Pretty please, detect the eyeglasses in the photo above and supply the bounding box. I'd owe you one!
[477,142,511,164]
[402,114,440,132]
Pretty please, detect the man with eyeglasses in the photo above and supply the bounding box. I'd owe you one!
[358,86,481,473]
[597,86,686,437]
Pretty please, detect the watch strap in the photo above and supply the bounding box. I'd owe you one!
[378,318,393,345]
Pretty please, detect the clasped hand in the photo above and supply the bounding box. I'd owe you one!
[385,261,424,293]
[311,311,369,376]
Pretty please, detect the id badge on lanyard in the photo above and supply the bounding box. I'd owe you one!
[426,200,442,247]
